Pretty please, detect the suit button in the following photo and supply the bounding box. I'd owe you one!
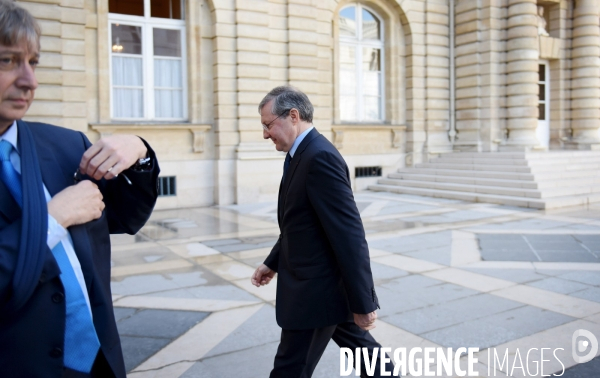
[50,347,63,358]
[51,292,64,303]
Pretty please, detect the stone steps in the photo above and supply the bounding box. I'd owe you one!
[369,151,600,209]
[386,173,600,190]
[369,184,600,210]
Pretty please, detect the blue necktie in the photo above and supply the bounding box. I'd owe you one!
[0,140,22,206]
[0,140,100,372]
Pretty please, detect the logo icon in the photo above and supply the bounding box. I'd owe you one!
[572,329,598,364]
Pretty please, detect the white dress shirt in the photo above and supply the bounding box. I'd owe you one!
[289,126,314,158]
[0,121,93,315]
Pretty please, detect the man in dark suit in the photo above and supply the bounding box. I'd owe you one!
[0,2,159,376]
[251,86,393,377]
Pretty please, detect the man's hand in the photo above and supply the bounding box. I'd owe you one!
[354,311,377,331]
[47,181,105,228]
[80,135,147,180]
[251,264,276,287]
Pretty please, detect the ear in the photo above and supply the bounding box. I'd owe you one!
[289,108,300,124]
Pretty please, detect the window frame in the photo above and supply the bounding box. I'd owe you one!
[338,3,386,123]
[108,0,187,121]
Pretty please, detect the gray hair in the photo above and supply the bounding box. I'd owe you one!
[0,0,41,50]
[258,86,314,123]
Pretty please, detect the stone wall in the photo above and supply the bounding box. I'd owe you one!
[16,0,600,208]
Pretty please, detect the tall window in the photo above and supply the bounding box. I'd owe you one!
[339,4,384,122]
[109,0,186,120]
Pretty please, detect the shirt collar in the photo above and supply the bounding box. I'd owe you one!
[0,121,18,152]
[289,126,314,158]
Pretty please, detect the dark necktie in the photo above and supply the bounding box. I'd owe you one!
[0,140,99,372]
[282,153,292,182]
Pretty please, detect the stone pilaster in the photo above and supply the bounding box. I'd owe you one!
[567,0,600,149]
[424,0,452,154]
[479,0,506,152]
[405,0,427,165]
[454,0,482,151]
[502,0,539,150]
[548,0,570,149]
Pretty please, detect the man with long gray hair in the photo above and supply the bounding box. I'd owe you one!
[251,86,393,377]
[0,1,159,376]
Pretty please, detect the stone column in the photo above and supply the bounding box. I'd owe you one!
[503,0,539,150]
[568,0,600,149]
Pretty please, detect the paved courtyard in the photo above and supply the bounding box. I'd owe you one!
[109,192,600,377]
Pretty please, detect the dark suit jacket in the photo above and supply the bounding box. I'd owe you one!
[0,121,159,377]
[264,128,379,330]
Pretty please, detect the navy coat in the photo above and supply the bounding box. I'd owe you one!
[0,121,159,377]
[264,128,379,330]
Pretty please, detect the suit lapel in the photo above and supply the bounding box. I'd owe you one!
[278,128,321,223]
[25,121,94,289]
[27,123,72,197]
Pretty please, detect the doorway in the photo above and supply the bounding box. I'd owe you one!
[536,62,550,148]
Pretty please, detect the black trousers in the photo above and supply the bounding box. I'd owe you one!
[270,321,395,378]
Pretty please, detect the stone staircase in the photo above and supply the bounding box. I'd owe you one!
[368,151,600,209]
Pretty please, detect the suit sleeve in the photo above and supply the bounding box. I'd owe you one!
[80,134,160,235]
[306,150,379,314]
[264,235,281,272]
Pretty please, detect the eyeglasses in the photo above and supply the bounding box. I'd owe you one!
[262,110,289,132]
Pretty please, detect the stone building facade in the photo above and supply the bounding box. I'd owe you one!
[15,0,600,209]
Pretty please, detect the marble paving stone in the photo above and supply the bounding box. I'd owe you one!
[371,202,437,216]
[108,191,600,377]
[403,245,452,266]
[464,268,549,284]
[147,284,260,302]
[111,260,194,278]
[571,287,600,303]
[368,231,452,254]
[355,201,372,213]
[113,307,137,322]
[492,285,600,318]
[370,261,410,284]
[475,318,600,376]
[424,268,516,293]
[116,309,209,339]
[114,296,260,312]
[375,285,431,317]
[202,238,242,247]
[558,271,600,286]
[379,282,478,318]
[379,274,444,293]
[474,219,572,230]
[180,341,279,378]
[572,235,600,251]
[422,306,574,350]
[203,261,257,281]
[383,293,523,335]
[373,254,444,273]
[536,250,599,263]
[134,304,264,371]
[402,210,497,224]
[204,304,280,358]
[480,249,541,262]
[562,356,600,378]
[111,274,184,296]
[128,361,195,378]
[120,336,171,373]
[412,282,480,307]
